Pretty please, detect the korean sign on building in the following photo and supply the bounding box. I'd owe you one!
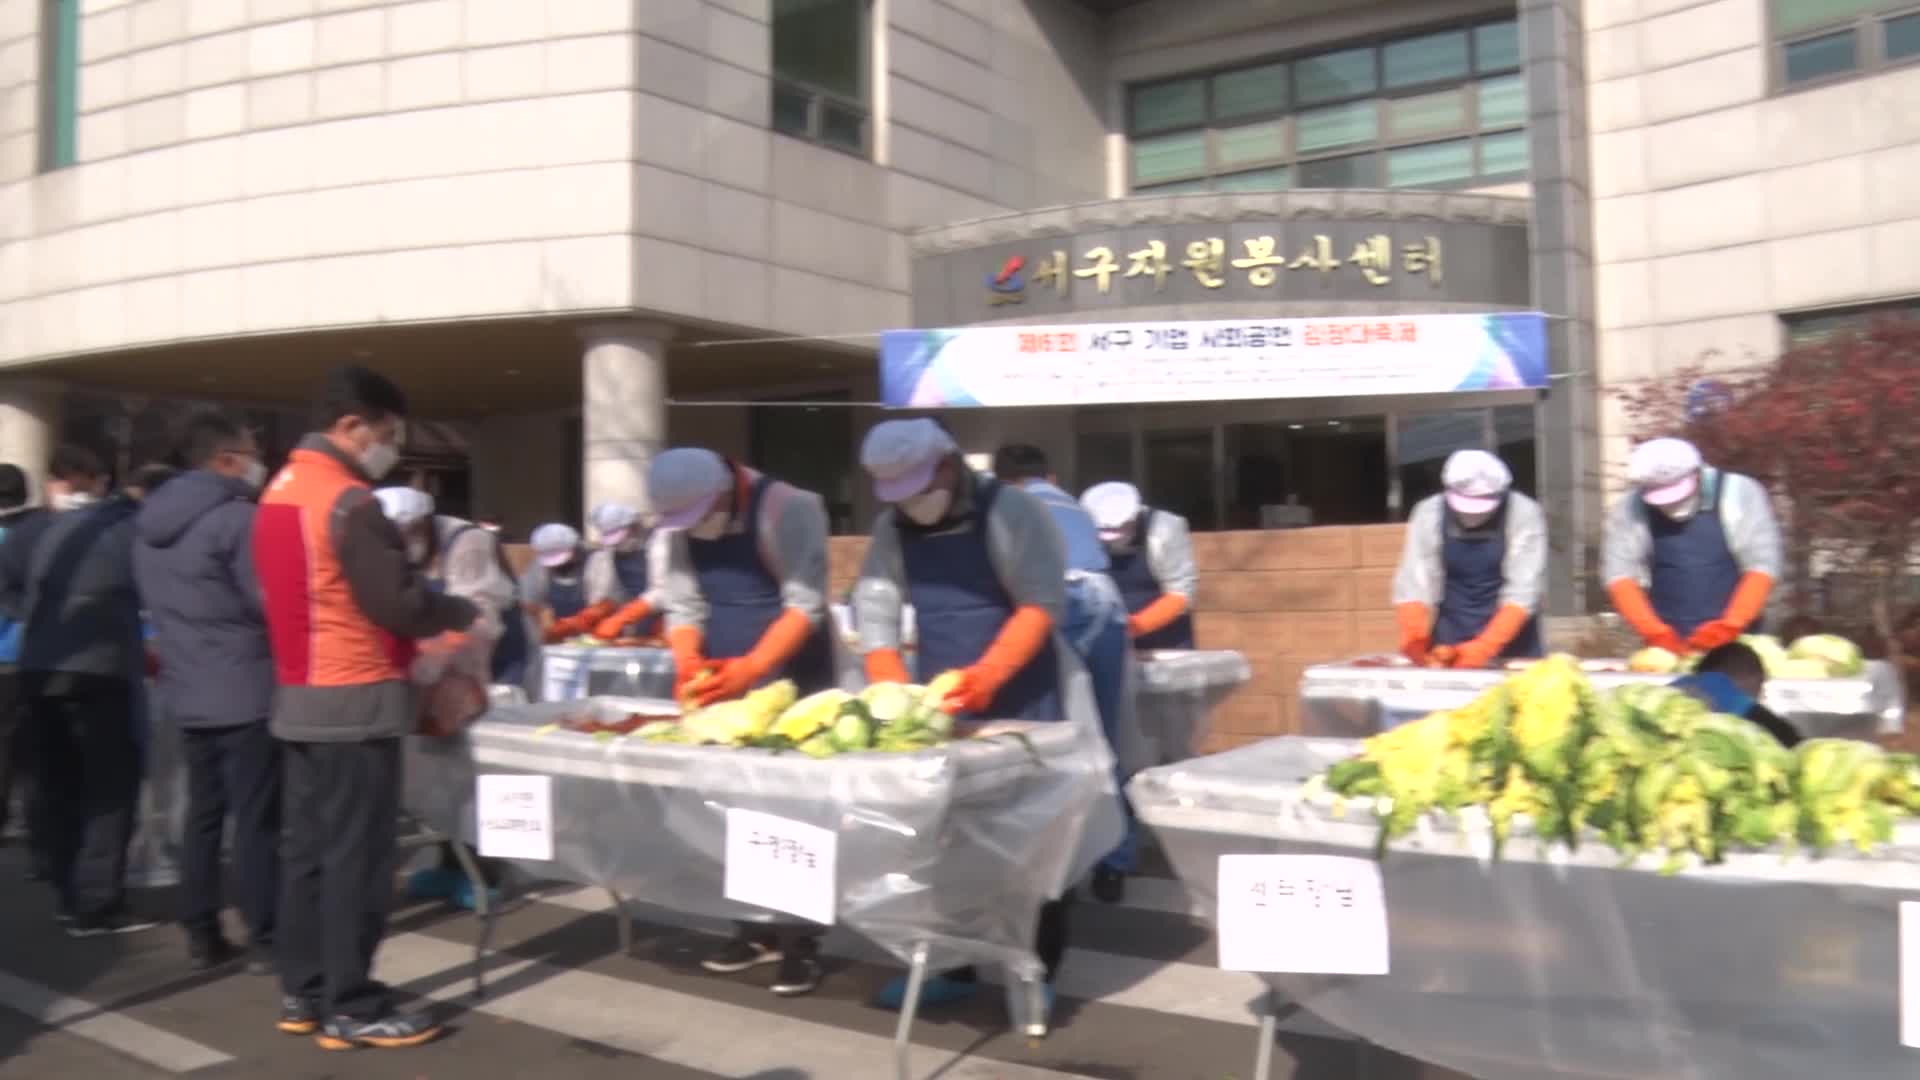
[880,312,1547,409]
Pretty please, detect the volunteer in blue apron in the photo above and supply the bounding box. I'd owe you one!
[1603,437,1781,655]
[1391,450,1547,669]
[521,523,613,644]
[373,487,523,910]
[584,502,665,641]
[1079,482,1198,650]
[649,447,836,997]
[854,419,1074,1010]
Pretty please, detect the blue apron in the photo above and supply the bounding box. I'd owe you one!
[1646,471,1750,638]
[611,549,663,637]
[899,475,1062,722]
[442,524,531,687]
[687,477,835,695]
[545,568,586,621]
[1429,498,1543,658]
[1107,510,1196,651]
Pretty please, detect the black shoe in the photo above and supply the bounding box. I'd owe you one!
[1091,866,1126,904]
[276,995,318,1036]
[188,933,238,972]
[701,937,780,974]
[768,948,820,997]
[315,1011,443,1050]
[67,912,160,938]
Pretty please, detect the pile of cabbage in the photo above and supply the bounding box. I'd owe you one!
[1629,634,1865,679]
[621,673,967,757]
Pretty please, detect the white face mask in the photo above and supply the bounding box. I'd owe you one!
[1456,509,1495,529]
[52,491,96,511]
[600,527,632,549]
[1657,493,1700,522]
[899,487,953,526]
[242,460,268,490]
[406,537,430,565]
[359,441,400,481]
[687,511,730,541]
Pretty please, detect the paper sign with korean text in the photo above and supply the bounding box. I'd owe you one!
[475,774,553,861]
[1216,854,1389,975]
[724,808,838,926]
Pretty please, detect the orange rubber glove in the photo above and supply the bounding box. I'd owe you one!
[1126,593,1189,639]
[943,606,1054,715]
[667,624,707,698]
[592,599,652,641]
[544,601,616,643]
[692,658,759,707]
[689,611,814,706]
[1395,602,1431,664]
[1721,570,1773,630]
[1608,579,1686,654]
[865,647,911,685]
[1453,604,1530,669]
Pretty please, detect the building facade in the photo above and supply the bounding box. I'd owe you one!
[0,0,1913,616]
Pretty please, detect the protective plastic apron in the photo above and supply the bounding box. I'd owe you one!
[1107,510,1196,650]
[1430,499,1544,659]
[899,476,1063,722]
[442,524,531,687]
[687,477,836,695]
[610,549,663,637]
[1646,471,1750,638]
[545,570,587,621]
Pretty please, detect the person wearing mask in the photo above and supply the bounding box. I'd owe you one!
[991,444,1139,904]
[252,365,477,1050]
[586,502,666,641]
[649,447,835,996]
[1079,482,1198,650]
[22,457,167,936]
[521,523,611,644]
[854,419,1072,1010]
[1604,437,1782,655]
[133,411,278,972]
[373,485,521,910]
[1671,642,1802,747]
[0,465,37,865]
[1392,450,1547,669]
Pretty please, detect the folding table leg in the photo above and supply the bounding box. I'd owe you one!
[1002,971,1050,1039]
[1252,987,1279,1080]
[446,841,493,999]
[892,943,930,1080]
[605,888,633,956]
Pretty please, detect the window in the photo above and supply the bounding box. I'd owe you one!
[1772,0,1920,87]
[1125,17,1525,195]
[771,0,869,156]
[1782,299,1920,347]
[39,0,79,171]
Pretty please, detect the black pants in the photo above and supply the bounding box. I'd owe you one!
[948,896,1073,985]
[278,738,400,1020]
[0,669,32,848]
[30,675,139,920]
[181,722,281,944]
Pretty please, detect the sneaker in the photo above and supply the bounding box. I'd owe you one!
[1091,866,1127,904]
[187,933,238,972]
[449,878,502,913]
[403,867,461,902]
[314,1011,443,1051]
[276,996,318,1036]
[769,949,820,997]
[66,913,160,938]
[701,937,781,974]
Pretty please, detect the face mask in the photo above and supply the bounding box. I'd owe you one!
[1456,509,1495,529]
[899,488,953,526]
[242,460,268,490]
[600,527,632,549]
[406,537,430,565]
[1657,493,1699,522]
[52,491,96,511]
[359,441,400,481]
[687,511,730,541]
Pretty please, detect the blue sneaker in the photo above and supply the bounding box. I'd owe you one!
[403,868,460,901]
[873,974,979,1011]
[449,878,501,913]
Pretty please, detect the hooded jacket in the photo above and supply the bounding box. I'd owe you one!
[132,469,273,730]
[21,495,143,683]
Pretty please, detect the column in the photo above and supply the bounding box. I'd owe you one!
[580,321,672,520]
[0,378,61,504]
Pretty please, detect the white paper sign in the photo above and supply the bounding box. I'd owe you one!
[1902,901,1920,1048]
[723,808,837,926]
[475,774,553,861]
[1216,854,1389,975]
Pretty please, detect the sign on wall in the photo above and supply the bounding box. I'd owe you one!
[880,312,1547,409]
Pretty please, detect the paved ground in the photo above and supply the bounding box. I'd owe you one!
[0,842,1435,1080]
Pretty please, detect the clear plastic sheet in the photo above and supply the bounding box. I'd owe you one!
[1299,660,1907,739]
[538,645,677,702]
[1131,736,1920,1080]
[1134,649,1252,765]
[406,651,1124,979]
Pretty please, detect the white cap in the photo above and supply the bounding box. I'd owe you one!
[529,523,581,567]
[372,486,434,526]
[860,419,956,502]
[590,501,640,543]
[648,448,732,531]
[1628,437,1703,506]
[1081,481,1143,541]
[1441,450,1512,514]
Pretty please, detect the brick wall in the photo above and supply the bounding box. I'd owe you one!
[826,524,1408,753]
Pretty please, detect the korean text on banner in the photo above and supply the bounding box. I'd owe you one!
[476,774,554,861]
[1215,853,1389,975]
[879,312,1547,409]
[724,808,838,926]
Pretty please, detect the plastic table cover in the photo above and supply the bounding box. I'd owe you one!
[1130,736,1920,1080]
[1134,649,1253,765]
[406,674,1125,979]
[538,645,678,703]
[1299,659,1908,739]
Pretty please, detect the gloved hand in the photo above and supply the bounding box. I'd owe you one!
[1401,636,1430,665]
[667,625,707,700]
[1395,602,1431,665]
[1451,638,1501,670]
[1647,625,1688,654]
[1688,619,1742,651]
[940,665,1003,716]
[865,647,911,685]
[692,657,759,707]
[939,606,1053,716]
[1453,604,1530,670]
[540,622,575,645]
[1609,580,1689,655]
[544,602,614,643]
[1126,594,1187,639]
[592,599,651,642]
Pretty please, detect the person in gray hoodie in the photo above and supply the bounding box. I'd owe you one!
[133,410,278,972]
